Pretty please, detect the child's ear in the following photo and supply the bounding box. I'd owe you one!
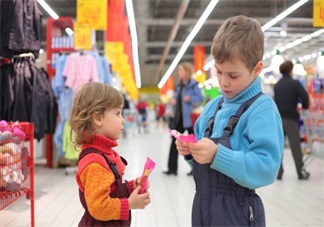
[93,112,103,127]
[254,61,264,76]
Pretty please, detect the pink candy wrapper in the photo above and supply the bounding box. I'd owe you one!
[168,129,197,143]
[139,157,155,194]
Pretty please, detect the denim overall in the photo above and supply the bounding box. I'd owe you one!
[192,92,265,227]
[78,148,131,227]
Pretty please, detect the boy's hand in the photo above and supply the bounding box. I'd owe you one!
[175,139,191,156]
[188,138,218,164]
[128,186,151,209]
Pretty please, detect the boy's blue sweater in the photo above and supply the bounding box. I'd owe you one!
[194,77,284,189]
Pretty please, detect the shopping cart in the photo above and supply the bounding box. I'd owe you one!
[123,109,140,137]
[299,110,324,166]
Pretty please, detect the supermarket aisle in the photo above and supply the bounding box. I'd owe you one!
[1,123,323,227]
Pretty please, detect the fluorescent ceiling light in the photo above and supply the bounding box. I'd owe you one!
[157,0,219,89]
[126,0,141,89]
[203,0,310,71]
[261,0,309,31]
[65,28,74,35]
[263,28,324,61]
[37,0,59,19]
[203,59,215,71]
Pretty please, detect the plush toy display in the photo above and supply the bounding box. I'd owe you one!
[0,120,27,190]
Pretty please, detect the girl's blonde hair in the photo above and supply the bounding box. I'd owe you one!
[69,82,124,147]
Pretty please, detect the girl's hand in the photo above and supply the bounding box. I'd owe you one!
[128,187,151,209]
[134,177,141,189]
[134,177,150,192]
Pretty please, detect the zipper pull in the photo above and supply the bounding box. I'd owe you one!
[249,205,254,221]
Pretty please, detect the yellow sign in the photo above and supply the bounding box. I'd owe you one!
[74,23,92,50]
[77,0,107,30]
[313,0,324,27]
[105,41,125,63]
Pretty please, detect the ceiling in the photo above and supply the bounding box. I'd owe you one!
[40,0,324,88]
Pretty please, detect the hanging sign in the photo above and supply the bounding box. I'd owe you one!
[74,22,92,50]
[77,0,107,30]
[313,0,324,27]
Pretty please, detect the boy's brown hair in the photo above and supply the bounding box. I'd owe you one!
[69,82,124,147]
[211,15,264,71]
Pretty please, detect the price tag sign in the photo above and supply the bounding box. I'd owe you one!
[74,22,92,50]
[77,0,107,30]
[313,0,324,27]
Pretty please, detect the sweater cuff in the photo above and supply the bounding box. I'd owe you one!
[211,143,235,172]
[119,198,129,220]
[128,180,134,192]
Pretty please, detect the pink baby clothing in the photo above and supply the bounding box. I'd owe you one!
[62,52,99,92]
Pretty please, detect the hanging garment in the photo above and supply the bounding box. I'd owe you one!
[0,0,42,58]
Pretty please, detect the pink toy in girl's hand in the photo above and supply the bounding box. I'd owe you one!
[139,157,155,194]
[168,129,197,143]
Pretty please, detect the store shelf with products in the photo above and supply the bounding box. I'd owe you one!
[46,17,74,80]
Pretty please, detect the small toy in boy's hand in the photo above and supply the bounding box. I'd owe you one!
[168,129,197,143]
[139,157,155,194]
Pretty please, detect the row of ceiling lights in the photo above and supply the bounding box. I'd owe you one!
[37,0,318,89]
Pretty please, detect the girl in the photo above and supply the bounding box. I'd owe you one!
[70,82,151,226]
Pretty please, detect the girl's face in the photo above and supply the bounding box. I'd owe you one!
[178,66,189,80]
[94,105,125,140]
[215,59,263,99]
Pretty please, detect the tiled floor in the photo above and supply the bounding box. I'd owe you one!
[1,122,323,227]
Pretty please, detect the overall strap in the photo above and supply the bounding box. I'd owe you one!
[204,92,262,138]
[78,148,120,180]
[222,92,263,137]
[204,98,224,138]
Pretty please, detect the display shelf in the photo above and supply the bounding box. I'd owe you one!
[46,17,74,80]
[0,122,35,227]
[45,17,74,167]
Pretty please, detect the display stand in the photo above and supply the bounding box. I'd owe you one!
[0,122,35,227]
[46,17,74,167]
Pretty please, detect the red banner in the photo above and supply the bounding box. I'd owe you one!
[194,46,205,72]
[160,76,175,95]
[106,0,124,41]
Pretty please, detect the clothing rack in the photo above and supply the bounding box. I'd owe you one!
[12,52,35,59]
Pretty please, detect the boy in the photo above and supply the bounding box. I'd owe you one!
[176,15,284,226]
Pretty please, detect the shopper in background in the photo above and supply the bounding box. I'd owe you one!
[70,82,151,227]
[274,60,310,180]
[156,98,166,128]
[136,95,149,133]
[175,16,284,226]
[122,93,130,137]
[163,61,203,176]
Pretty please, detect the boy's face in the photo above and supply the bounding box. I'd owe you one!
[215,59,263,99]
